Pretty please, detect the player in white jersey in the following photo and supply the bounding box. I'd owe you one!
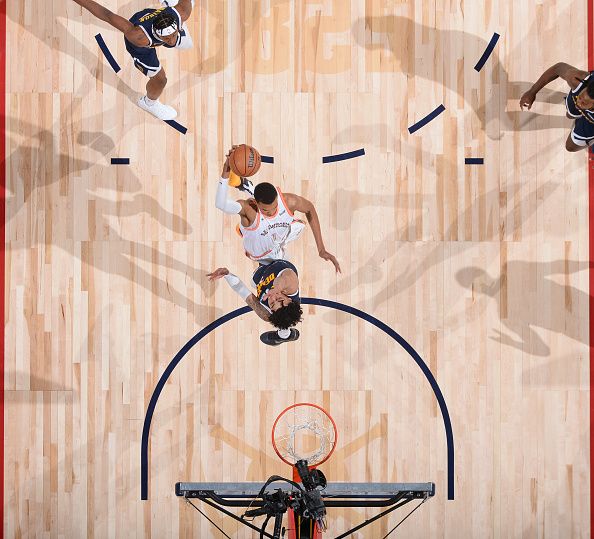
[214,148,341,272]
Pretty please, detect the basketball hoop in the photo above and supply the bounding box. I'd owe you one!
[272,403,338,472]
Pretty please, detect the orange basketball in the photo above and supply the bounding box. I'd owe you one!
[230,144,261,177]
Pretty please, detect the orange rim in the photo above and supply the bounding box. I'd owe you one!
[271,403,338,467]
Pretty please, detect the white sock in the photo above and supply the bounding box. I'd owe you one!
[277,328,291,339]
[144,96,157,106]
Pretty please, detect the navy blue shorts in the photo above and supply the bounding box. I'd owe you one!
[571,117,594,147]
[125,39,161,77]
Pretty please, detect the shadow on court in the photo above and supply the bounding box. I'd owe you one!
[455,261,592,357]
[352,16,570,139]
[325,178,561,331]
[5,109,223,326]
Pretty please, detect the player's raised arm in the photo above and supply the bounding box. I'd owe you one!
[178,0,193,21]
[245,294,272,322]
[215,150,245,215]
[72,0,135,35]
[520,63,589,110]
[207,267,271,322]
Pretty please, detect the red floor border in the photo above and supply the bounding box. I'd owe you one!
[0,0,6,535]
[0,0,5,535]
[589,0,594,534]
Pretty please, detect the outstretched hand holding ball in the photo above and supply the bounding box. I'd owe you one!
[229,144,261,177]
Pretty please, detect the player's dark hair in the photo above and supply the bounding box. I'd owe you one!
[254,182,277,204]
[153,12,177,33]
[269,301,303,330]
[587,78,594,99]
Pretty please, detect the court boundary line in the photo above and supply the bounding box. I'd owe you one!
[140,300,455,501]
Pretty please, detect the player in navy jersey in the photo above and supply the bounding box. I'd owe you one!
[72,0,194,120]
[520,62,594,152]
[207,261,303,346]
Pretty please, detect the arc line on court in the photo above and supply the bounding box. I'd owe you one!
[140,299,455,501]
[473,32,500,72]
[408,104,446,134]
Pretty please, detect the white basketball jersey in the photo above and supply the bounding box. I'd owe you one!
[240,188,298,261]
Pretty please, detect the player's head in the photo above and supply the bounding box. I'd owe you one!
[153,11,179,46]
[577,79,594,110]
[254,182,278,217]
[268,299,303,329]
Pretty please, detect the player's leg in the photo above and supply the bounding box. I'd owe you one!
[137,66,177,120]
[566,118,594,152]
[146,67,167,100]
[126,41,177,121]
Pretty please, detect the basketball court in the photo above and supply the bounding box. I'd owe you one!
[3,0,593,537]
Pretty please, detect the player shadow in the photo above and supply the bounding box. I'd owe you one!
[327,179,559,325]
[352,16,570,139]
[5,128,98,213]
[455,261,592,357]
[331,122,392,156]
[5,119,188,232]
[91,225,220,324]
[5,114,222,324]
[76,130,117,155]
[329,127,459,232]
[7,2,139,103]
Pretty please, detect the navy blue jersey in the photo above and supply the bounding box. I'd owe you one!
[566,71,594,124]
[128,7,183,48]
[252,260,300,313]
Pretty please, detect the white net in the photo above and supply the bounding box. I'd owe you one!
[272,405,337,465]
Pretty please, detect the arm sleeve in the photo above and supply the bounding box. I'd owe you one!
[223,273,252,300]
[215,178,242,214]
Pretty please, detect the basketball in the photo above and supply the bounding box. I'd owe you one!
[230,144,261,177]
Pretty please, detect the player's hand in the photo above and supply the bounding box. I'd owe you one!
[221,146,239,179]
[207,267,230,280]
[222,156,231,179]
[319,249,341,273]
[262,288,284,303]
[519,90,536,111]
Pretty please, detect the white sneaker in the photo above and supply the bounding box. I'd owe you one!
[137,96,177,121]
